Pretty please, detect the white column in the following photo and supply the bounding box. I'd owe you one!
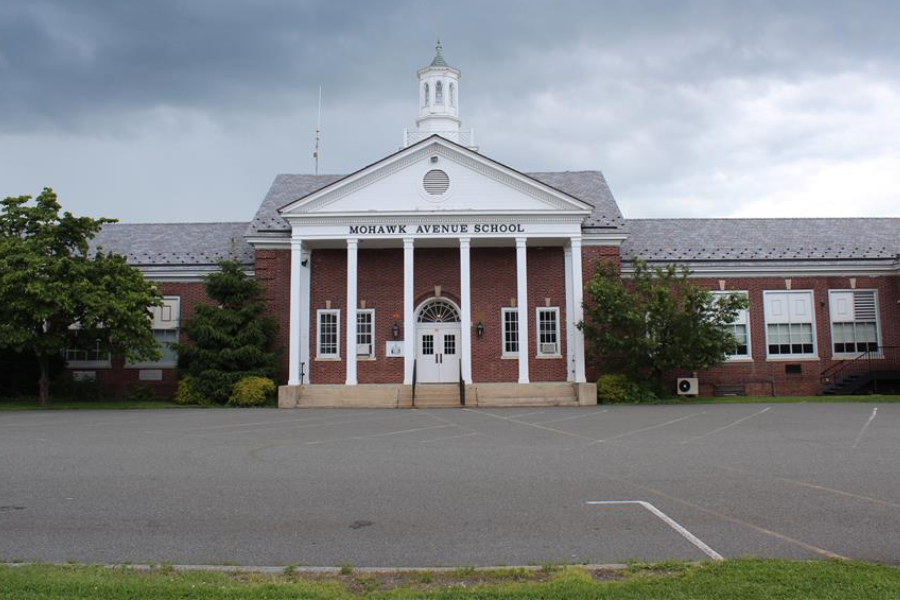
[564,244,575,382]
[403,238,415,385]
[570,236,587,383]
[299,248,312,384]
[515,237,530,384]
[345,238,358,386]
[288,236,302,385]
[459,237,472,384]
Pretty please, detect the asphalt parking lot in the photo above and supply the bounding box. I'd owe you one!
[1,403,898,567]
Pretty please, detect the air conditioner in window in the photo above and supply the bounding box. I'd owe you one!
[356,344,371,356]
[541,342,558,355]
[677,377,699,396]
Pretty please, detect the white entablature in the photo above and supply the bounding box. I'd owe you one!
[278,136,592,229]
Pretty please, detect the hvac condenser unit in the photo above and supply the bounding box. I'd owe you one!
[677,377,699,396]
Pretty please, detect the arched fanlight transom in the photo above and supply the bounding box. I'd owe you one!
[417,299,460,323]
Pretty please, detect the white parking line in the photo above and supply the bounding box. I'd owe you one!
[851,407,878,449]
[532,410,609,425]
[680,407,771,444]
[586,412,703,445]
[420,431,479,444]
[461,408,597,442]
[306,423,453,445]
[586,500,723,561]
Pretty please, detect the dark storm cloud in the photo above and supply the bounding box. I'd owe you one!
[1,0,899,222]
[3,0,898,132]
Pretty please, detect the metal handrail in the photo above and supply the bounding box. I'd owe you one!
[411,359,417,408]
[459,368,466,407]
[820,345,900,386]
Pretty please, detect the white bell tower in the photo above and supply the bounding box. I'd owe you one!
[403,41,476,150]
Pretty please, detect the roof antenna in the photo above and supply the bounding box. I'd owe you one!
[313,86,322,175]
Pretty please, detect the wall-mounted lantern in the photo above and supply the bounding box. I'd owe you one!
[392,322,401,340]
[476,321,485,339]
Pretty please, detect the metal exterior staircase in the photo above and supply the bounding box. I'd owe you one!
[819,346,900,395]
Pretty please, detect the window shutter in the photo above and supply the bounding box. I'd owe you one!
[152,297,181,330]
[764,293,790,324]
[829,291,854,321]
[790,293,812,321]
[853,291,877,321]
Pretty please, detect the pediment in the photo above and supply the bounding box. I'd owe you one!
[279,136,592,217]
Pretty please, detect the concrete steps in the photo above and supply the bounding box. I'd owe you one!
[411,383,462,408]
[471,382,579,407]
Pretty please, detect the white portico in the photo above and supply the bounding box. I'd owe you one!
[276,135,596,405]
[273,44,610,407]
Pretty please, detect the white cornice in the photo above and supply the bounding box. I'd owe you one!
[621,260,900,278]
[583,234,628,247]
[284,213,586,226]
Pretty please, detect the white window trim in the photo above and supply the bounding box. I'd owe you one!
[828,289,882,359]
[65,338,112,369]
[763,290,818,359]
[501,307,519,358]
[713,291,752,361]
[535,307,562,358]
[127,295,181,369]
[127,329,180,369]
[316,308,341,360]
[356,308,376,360]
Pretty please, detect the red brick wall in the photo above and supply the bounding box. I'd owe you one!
[470,247,568,383]
[65,281,212,398]
[677,275,900,397]
[579,265,900,397]
[307,246,571,384]
[256,250,292,382]
[581,245,622,382]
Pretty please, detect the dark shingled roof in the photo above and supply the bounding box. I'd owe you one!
[245,170,625,236]
[91,222,254,266]
[621,218,900,262]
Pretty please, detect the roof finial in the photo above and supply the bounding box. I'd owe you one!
[429,39,448,67]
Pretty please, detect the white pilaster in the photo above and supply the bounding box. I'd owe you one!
[299,248,312,384]
[515,237,530,384]
[570,236,587,383]
[459,237,472,384]
[288,236,302,385]
[563,244,575,382]
[345,238,358,386]
[403,238,415,385]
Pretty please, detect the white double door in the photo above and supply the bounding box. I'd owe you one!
[416,324,461,383]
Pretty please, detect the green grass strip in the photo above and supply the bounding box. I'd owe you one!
[1,559,899,599]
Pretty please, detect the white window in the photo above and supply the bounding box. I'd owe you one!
[130,296,181,367]
[764,291,816,357]
[829,290,880,356]
[435,80,443,104]
[714,291,750,359]
[356,309,375,358]
[317,309,340,358]
[65,338,111,367]
[536,307,561,357]
[501,308,519,356]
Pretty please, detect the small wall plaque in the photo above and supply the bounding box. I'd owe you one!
[385,341,405,357]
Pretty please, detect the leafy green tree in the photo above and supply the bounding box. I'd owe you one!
[579,259,749,393]
[0,188,161,405]
[176,261,279,404]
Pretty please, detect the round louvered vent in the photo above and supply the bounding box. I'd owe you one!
[423,169,450,195]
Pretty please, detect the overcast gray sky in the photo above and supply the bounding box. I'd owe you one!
[2,0,898,223]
